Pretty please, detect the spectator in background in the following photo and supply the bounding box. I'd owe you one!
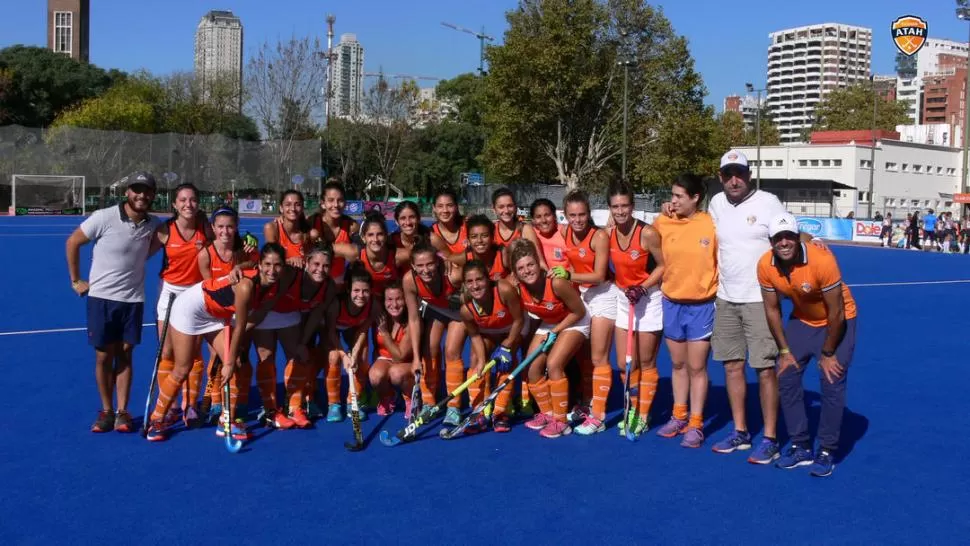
[963,216,970,254]
[879,212,892,248]
[908,212,921,250]
[921,209,937,251]
[65,172,164,433]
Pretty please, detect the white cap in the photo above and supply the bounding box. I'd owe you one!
[768,212,799,237]
[720,149,749,170]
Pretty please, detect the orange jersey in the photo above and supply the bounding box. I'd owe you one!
[520,277,569,324]
[375,322,408,360]
[315,215,355,283]
[610,221,655,290]
[336,298,371,330]
[536,226,569,269]
[202,270,274,321]
[757,243,858,328]
[276,218,309,261]
[564,225,603,289]
[433,221,469,254]
[466,247,508,281]
[161,220,206,286]
[495,221,522,245]
[413,268,456,309]
[361,247,400,295]
[206,244,257,280]
[465,285,515,331]
[652,212,719,302]
[274,272,328,314]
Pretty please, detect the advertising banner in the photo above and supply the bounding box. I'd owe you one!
[344,200,364,215]
[15,207,82,216]
[238,199,263,214]
[795,217,853,241]
[852,220,884,243]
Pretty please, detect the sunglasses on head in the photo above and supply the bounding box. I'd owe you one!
[719,166,749,179]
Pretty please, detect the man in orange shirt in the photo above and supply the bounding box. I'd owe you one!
[757,213,857,478]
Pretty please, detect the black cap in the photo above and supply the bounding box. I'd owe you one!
[126,171,157,190]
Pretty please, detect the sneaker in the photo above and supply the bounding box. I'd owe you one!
[443,407,461,426]
[680,427,704,448]
[617,410,638,436]
[776,444,814,470]
[306,400,324,420]
[517,398,535,419]
[326,404,344,423]
[747,438,781,465]
[574,415,606,435]
[145,420,168,442]
[377,395,395,416]
[404,398,414,420]
[207,404,223,426]
[525,412,552,431]
[712,430,753,454]
[216,416,251,440]
[269,410,295,430]
[539,420,572,439]
[493,414,511,433]
[183,406,201,429]
[463,414,489,435]
[113,410,133,433]
[567,403,590,423]
[656,417,688,438]
[91,410,115,433]
[355,408,369,422]
[809,449,836,477]
[289,407,311,429]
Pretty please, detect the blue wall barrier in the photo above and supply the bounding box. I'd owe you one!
[795,217,853,241]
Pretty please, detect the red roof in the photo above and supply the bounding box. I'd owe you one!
[809,130,899,145]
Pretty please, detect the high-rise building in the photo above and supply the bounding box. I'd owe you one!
[766,23,872,144]
[194,10,244,112]
[723,94,764,129]
[47,0,89,63]
[895,38,968,124]
[332,33,365,118]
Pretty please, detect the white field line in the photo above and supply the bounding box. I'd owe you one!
[0,323,154,337]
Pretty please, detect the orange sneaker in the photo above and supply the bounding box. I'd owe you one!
[269,410,295,430]
[289,407,311,429]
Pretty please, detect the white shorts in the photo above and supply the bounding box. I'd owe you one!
[535,313,591,339]
[615,285,663,333]
[168,283,227,336]
[253,310,302,331]
[581,282,618,320]
[157,281,191,320]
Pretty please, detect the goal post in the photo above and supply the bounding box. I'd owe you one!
[9,174,86,216]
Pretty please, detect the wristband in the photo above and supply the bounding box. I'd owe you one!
[821,350,835,357]
[779,348,790,355]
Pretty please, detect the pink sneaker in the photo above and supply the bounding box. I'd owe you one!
[540,420,572,439]
[525,412,552,431]
[377,395,395,416]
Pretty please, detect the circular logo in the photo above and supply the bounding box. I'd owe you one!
[700,238,711,247]
[747,215,757,225]
[545,302,554,310]
[554,248,563,260]
[800,282,812,293]
[578,248,587,258]
[630,250,640,260]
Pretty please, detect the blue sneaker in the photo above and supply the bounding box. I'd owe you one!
[775,444,814,470]
[747,438,781,465]
[712,430,753,454]
[443,407,461,426]
[809,449,836,477]
[326,404,344,423]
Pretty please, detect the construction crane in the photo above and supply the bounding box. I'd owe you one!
[441,21,494,75]
[363,72,441,82]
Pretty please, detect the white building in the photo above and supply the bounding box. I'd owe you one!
[731,137,961,218]
[194,10,243,111]
[332,33,365,119]
[896,38,968,123]
[766,23,872,144]
[896,123,961,148]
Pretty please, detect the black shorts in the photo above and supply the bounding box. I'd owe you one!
[87,296,144,348]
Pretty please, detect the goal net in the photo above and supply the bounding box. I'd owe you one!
[9,174,86,215]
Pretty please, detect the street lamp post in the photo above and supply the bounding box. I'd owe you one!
[619,31,635,181]
[867,75,878,219]
[958,2,970,209]
[745,83,765,190]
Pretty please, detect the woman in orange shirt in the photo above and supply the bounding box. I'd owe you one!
[652,174,719,449]
[444,214,510,285]
[491,187,541,251]
[334,212,400,298]
[264,189,313,269]
[530,198,567,271]
[392,200,442,275]
[311,180,357,286]
[368,281,415,417]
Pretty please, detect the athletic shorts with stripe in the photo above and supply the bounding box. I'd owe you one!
[711,297,777,369]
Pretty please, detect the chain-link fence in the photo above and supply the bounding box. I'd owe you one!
[463,183,670,216]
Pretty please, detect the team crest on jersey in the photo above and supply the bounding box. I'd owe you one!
[800,282,812,293]
[578,248,587,258]
[554,248,563,260]
[700,238,711,247]
[497,310,506,318]
[630,250,640,260]
[545,302,554,311]
[891,15,927,57]
[747,215,757,225]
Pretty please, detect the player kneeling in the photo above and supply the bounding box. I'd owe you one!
[369,281,419,417]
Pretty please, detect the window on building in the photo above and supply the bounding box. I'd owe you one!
[774,159,783,167]
[902,163,909,172]
[821,159,831,166]
[936,166,943,174]
[810,159,819,167]
[798,159,807,167]
[947,167,957,176]
[860,159,872,169]
[833,159,842,167]
[913,164,922,173]
[885,162,897,171]
[54,11,72,56]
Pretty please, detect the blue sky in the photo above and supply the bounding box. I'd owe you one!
[0,0,962,110]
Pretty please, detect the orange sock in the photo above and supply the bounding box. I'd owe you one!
[151,374,184,422]
[579,355,593,404]
[520,376,531,405]
[182,357,204,410]
[256,359,277,412]
[549,377,569,423]
[421,356,440,406]
[445,360,464,408]
[157,358,175,388]
[528,378,552,415]
[285,359,310,412]
[591,365,612,420]
[230,360,252,417]
[688,413,704,430]
[494,372,512,415]
[206,354,222,405]
[627,368,641,410]
[467,368,490,408]
[638,367,659,419]
[325,359,341,406]
[673,403,688,421]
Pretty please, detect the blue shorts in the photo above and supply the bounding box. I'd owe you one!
[661,297,715,342]
[87,296,144,348]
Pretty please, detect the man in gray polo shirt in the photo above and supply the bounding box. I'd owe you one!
[66,171,163,433]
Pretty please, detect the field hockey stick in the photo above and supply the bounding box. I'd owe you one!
[408,369,422,424]
[221,324,243,453]
[440,342,549,440]
[142,292,176,437]
[345,364,364,451]
[380,358,497,447]
[623,302,636,442]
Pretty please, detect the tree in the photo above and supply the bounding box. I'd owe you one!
[436,73,486,126]
[812,82,912,133]
[0,68,14,124]
[359,74,420,200]
[245,35,328,187]
[713,109,781,151]
[0,45,123,127]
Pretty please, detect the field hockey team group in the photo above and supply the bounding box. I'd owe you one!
[74,149,857,477]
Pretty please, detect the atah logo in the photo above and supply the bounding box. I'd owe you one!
[892,15,927,57]
[800,282,812,293]
[797,218,823,236]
